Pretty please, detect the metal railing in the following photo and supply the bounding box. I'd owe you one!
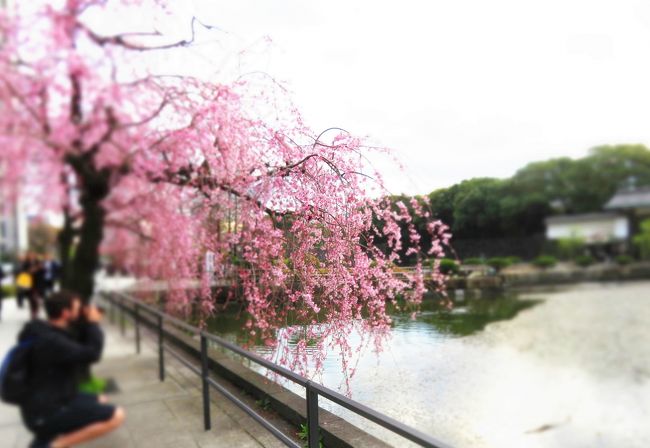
[101,291,453,448]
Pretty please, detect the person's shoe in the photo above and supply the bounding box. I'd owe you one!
[29,438,51,448]
[103,377,120,394]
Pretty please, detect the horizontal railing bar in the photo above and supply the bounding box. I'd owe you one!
[105,291,452,448]
[163,345,202,376]
[132,304,160,318]
[111,294,303,384]
[309,382,452,448]
[112,292,201,335]
[202,332,309,387]
[161,313,201,335]
[112,292,162,318]
[206,377,301,448]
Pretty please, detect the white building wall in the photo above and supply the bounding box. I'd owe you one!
[546,217,629,242]
[0,195,28,257]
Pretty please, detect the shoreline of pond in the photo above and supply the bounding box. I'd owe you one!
[97,260,650,307]
[445,260,650,293]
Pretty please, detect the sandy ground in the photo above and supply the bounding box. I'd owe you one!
[319,281,650,448]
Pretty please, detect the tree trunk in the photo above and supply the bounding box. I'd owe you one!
[58,207,74,287]
[63,153,111,303]
[68,196,105,302]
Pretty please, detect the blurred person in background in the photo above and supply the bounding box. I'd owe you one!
[0,263,5,321]
[32,256,47,310]
[15,254,35,315]
[43,255,61,297]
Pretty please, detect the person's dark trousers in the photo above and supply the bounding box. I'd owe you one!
[27,291,39,320]
[23,393,115,447]
[44,280,55,298]
[17,288,28,309]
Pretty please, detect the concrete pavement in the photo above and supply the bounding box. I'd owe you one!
[0,298,285,448]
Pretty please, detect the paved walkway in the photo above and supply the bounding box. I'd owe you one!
[0,299,284,448]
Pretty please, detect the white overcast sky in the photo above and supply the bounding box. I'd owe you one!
[146,1,650,194]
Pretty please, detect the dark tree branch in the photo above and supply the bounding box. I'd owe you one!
[105,218,153,241]
[118,96,168,129]
[86,106,118,155]
[266,154,319,177]
[38,87,51,135]
[79,16,216,52]
[147,163,287,223]
[70,73,82,124]
[1,79,47,133]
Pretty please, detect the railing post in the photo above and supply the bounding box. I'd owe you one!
[200,333,211,431]
[119,296,125,336]
[134,303,141,355]
[157,314,165,381]
[306,381,319,448]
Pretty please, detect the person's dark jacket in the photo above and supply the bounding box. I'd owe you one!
[17,320,104,421]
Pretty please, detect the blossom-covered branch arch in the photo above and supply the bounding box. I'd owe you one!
[0,0,451,382]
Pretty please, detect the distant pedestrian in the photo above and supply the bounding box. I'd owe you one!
[0,263,4,320]
[42,255,61,297]
[16,291,125,447]
[33,258,47,304]
[15,254,34,313]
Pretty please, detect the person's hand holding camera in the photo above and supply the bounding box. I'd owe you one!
[84,305,103,323]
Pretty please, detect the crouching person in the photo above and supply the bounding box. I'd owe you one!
[18,291,125,447]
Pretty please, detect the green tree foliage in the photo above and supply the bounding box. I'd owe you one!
[437,258,460,275]
[374,144,650,263]
[429,184,460,231]
[486,257,512,272]
[451,178,504,238]
[423,144,650,241]
[574,255,595,267]
[556,234,585,260]
[633,219,650,260]
[616,255,634,265]
[511,144,650,214]
[533,255,557,268]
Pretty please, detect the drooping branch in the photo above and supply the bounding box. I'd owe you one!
[265,154,319,177]
[1,78,48,134]
[117,96,168,129]
[37,86,51,135]
[147,162,288,223]
[79,16,215,52]
[86,107,119,155]
[70,73,83,125]
[105,218,153,241]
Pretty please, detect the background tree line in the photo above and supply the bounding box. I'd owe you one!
[378,144,650,262]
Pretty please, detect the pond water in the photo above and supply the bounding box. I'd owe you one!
[205,281,650,448]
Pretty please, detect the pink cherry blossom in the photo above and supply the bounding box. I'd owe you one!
[0,0,450,386]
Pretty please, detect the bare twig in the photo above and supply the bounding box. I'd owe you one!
[79,16,216,52]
